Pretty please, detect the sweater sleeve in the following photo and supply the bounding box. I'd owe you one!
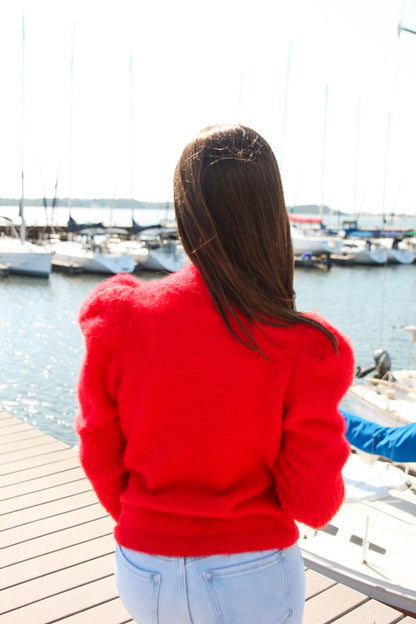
[74,274,138,520]
[273,323,355,529]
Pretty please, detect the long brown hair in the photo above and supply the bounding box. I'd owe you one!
[174,124,337,352]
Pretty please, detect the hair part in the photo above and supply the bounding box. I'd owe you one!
[174,124,337,353]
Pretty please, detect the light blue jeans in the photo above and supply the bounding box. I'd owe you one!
[115,543,305,624]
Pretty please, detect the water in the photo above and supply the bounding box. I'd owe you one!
[0,211,415,447]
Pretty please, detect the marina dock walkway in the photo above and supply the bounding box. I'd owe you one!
[1,409,415,624]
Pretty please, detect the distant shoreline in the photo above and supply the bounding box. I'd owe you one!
[0,198,172,210]
[0,199,414,221]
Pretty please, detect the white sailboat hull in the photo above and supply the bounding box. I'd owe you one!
[348,370,416,427]
[138,241,188,273]
[386,248,415,265]
[352,247,388,265]
[291,229,342,255]
[0,238,52,277]
[299,454,416,615]
[51,241,135,274]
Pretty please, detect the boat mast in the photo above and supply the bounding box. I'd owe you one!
[280,40,292,169]
[20,15,25,243]
[238,73,243,123]
[319,85,329,221]
[130,52,134,222]
[381,113,391,228]
[68,22,75,220]
[397,16,416,226]
[353,99,360,221]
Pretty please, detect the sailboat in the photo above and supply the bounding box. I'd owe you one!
[0,17,52,278]
[0,219,52,278]
[347,337,416,427]
[51,236,136,274]
[299,450,416,615]
[377,236,415,264]
[333,239,388,266]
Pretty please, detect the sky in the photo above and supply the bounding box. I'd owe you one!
[0,0,415,216]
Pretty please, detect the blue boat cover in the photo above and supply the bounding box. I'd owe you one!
[341,409,416,463]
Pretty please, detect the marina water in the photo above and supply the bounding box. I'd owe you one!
[0,207,415,447]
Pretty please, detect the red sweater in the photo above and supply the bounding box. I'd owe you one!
[75,263,354,556]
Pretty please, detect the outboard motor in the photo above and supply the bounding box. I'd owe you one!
[356,349,395,381]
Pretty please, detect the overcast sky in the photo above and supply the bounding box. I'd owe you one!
[1,0,415,215]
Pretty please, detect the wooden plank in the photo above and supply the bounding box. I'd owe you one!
[0,516,114,568]
[0,490,99,530]
[0,411,19,423]
[305,567,337,599]
[0,466,85,501]
[0,553,116,612]
[0,534,116,588]
[0,422,45,435]
[0,478,92,515]
[0,433,65,455]
[0,465,85,500]
[0,448,79,477]
[0,575,121,623]
[43,598,133,624]
[303,583,369,623]
[0,439,70,465]
[0,459,82,489]
[332,599,407,623]
[0,502,105,547]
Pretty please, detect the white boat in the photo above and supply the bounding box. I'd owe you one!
[291,227,342,256]
[403,237,416,259]
[289,214,343,256]
[377,239,415,265]
[137,240,188,273]
[333,240,388,266]
[299,452,416,615]
[348,332,416,427]
[0,235,52,277]
[51,239,135,274]
[387,248,415,264]
[106,238,149,266]
[0,23,52,279]
[348,370,416,426]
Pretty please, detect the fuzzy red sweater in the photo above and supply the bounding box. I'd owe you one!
[75,263,354,556]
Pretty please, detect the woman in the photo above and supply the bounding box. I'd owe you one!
[75,124,354,624]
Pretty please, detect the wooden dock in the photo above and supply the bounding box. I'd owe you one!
[1,409,415,623]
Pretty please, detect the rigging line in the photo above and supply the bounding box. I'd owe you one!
[363,499,416,527]
[38,160,49,228]
[280,40,292,169]
[404,280,416,369]
[399,25,416,37]
[68,21,76,217]
[237,73,243,123]
[379,263,388,351]
[130,52,134,219]
[20,15,25,243]
[319,85,329,221]
[353,100,360,221]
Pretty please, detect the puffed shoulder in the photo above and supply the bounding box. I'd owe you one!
[78,274,143,341]
[78,274,141,323]
[288,314,355,404]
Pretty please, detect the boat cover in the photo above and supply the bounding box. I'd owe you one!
[341,408,416,463]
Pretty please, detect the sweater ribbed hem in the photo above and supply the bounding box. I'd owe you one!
[114,509,300,557]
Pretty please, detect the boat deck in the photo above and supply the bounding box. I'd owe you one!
[1,409,415,623]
